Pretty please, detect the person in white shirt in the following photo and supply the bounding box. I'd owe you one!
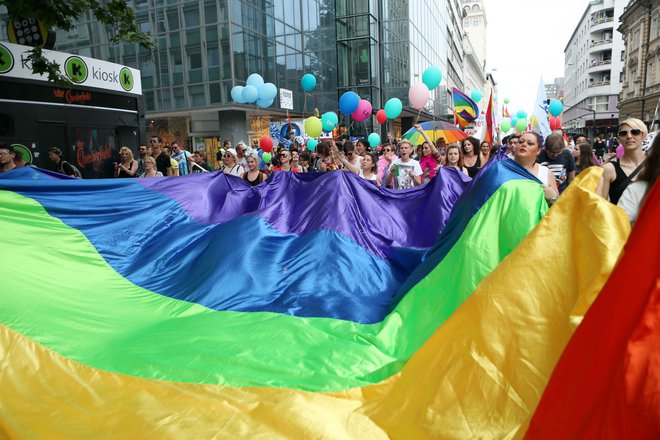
[221,148,245,178]
[617,133,658,223]
[386,140,423,189]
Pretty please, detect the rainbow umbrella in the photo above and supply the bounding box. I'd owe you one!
[402,120,468,145]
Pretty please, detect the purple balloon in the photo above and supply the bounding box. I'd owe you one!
[409,82,430,110]
[351,99,372,122]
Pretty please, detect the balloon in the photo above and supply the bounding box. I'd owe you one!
[549,99,563,117]
[368,133,381,147]
[256,98,274,108]
[306,139,318,152]
[262,152,272,163]
[376,109,387,124]
[259,83,277,101]
[351,99,372,122]
[511,116,519,127]
[503,98,510,104]
[259,135,274,152]
[339,91,360,114]
[301,74,317,92]
[304,116,323,138]
[321,112,338,132]
[516,110,527,119]
[230,86,245,103]
[515,118,528,133]
[422,66,442,90]
[384,98,403,119]
[241,85,259,103]
[500,119,511,132]
[549,116,562,130]
[246,73,264,89]
[471,90,483,102]
[408,82,430,110]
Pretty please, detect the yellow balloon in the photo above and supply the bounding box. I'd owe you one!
[305,117,323,138]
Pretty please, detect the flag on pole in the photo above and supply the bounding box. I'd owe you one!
[452,88,479,127]
[532,76,552,139]
[484,90,495,145]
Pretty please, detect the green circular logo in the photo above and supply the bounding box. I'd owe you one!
[11,143,33,164]
[119,67,134,91]
[64,56,88,83]
[0,43,15,74]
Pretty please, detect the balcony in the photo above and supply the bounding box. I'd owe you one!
[587,59,612,73]
[588,80,611,88]
[589,39,613,53]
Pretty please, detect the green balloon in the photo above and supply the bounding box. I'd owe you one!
[304,117,323,138]
[515,118,528,133]
[262,152,272,163]
[503,98,510,104]
[500,119,511,132]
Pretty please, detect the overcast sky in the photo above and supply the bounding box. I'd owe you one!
[484,0,592,114]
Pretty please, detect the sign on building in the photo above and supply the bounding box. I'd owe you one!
[279,88,293,110]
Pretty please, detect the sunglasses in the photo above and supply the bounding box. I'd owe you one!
[618,129,642,137]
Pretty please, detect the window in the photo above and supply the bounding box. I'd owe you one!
[621,50,625,61]
[463,18,469,27]
[472,17,479,26]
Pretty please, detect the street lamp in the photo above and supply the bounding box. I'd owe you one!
[562,103,596,136]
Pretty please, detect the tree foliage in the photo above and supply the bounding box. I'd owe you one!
[1,0,154,84]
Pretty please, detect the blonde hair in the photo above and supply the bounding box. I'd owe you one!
[619,118,648,135]
[144,156,156,165]
[119,146,134,162]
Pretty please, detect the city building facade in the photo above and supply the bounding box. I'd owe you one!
[617,0,660,126]
[563,0,626,137]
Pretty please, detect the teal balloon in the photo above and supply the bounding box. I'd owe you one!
[471,90,483,102]
[511,116,519,127]
[305,116,323,138]
[516,110,527,119]
[368,133,381,147]
[321,112,338,132]
[256,98,274,108]
[500,119,511,132]
[306,139,318,151]
[301,74,317,92]
[241,85,259,103]
[246,73,264,89]
[384,98,403,119]
[422,66,442,90]
[230,86,245,103]
[515,118,528,132]
[549,99,563,117]
[262,152,272,163]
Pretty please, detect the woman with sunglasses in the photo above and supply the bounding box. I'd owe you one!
[377,142,398,184]
[221,148,245,178]
[597,118,648,204]
[272,149,299,172]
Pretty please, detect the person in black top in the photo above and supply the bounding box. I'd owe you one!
[597,118,648,204]
[48,147,81,177]
[461,136,481,178]
[537,132,576,193]
[150,136,172,176]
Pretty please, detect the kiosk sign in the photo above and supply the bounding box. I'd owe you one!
[0,41,141,95]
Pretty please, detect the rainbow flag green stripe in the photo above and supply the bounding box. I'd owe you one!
[0,180,545,392]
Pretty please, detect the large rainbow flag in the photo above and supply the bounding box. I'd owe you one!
[1,158,656,438]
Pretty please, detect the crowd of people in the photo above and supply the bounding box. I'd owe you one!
[0,117,657,223]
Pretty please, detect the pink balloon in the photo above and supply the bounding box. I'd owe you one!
[351,99,372,122]
[616,144,624,158]
[409,82,430,110]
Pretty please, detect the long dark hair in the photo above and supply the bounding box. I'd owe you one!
[576,142,596,169]
[461,136,480,156]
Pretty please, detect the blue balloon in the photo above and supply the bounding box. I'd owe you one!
[368,132,381,147]
[231,86,245,103]
[422,66,442,90]
[511,116,519,127]
[256,98,274,108]
[242,85,259,103]
[339,91,360,114]
[246,73,264,89]
[259,83,277,101]
[301,74,317,92]
[384,98,403,119]
[306,139,318,151]
[321,112,338,132]
[516,110,527,119]
[548,99,563,117]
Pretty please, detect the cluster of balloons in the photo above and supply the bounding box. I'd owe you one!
[409,66,442,111]
[303,111,339,138]
[500,117,528,133]
[549,116,562,130]
[231,74,277,108]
